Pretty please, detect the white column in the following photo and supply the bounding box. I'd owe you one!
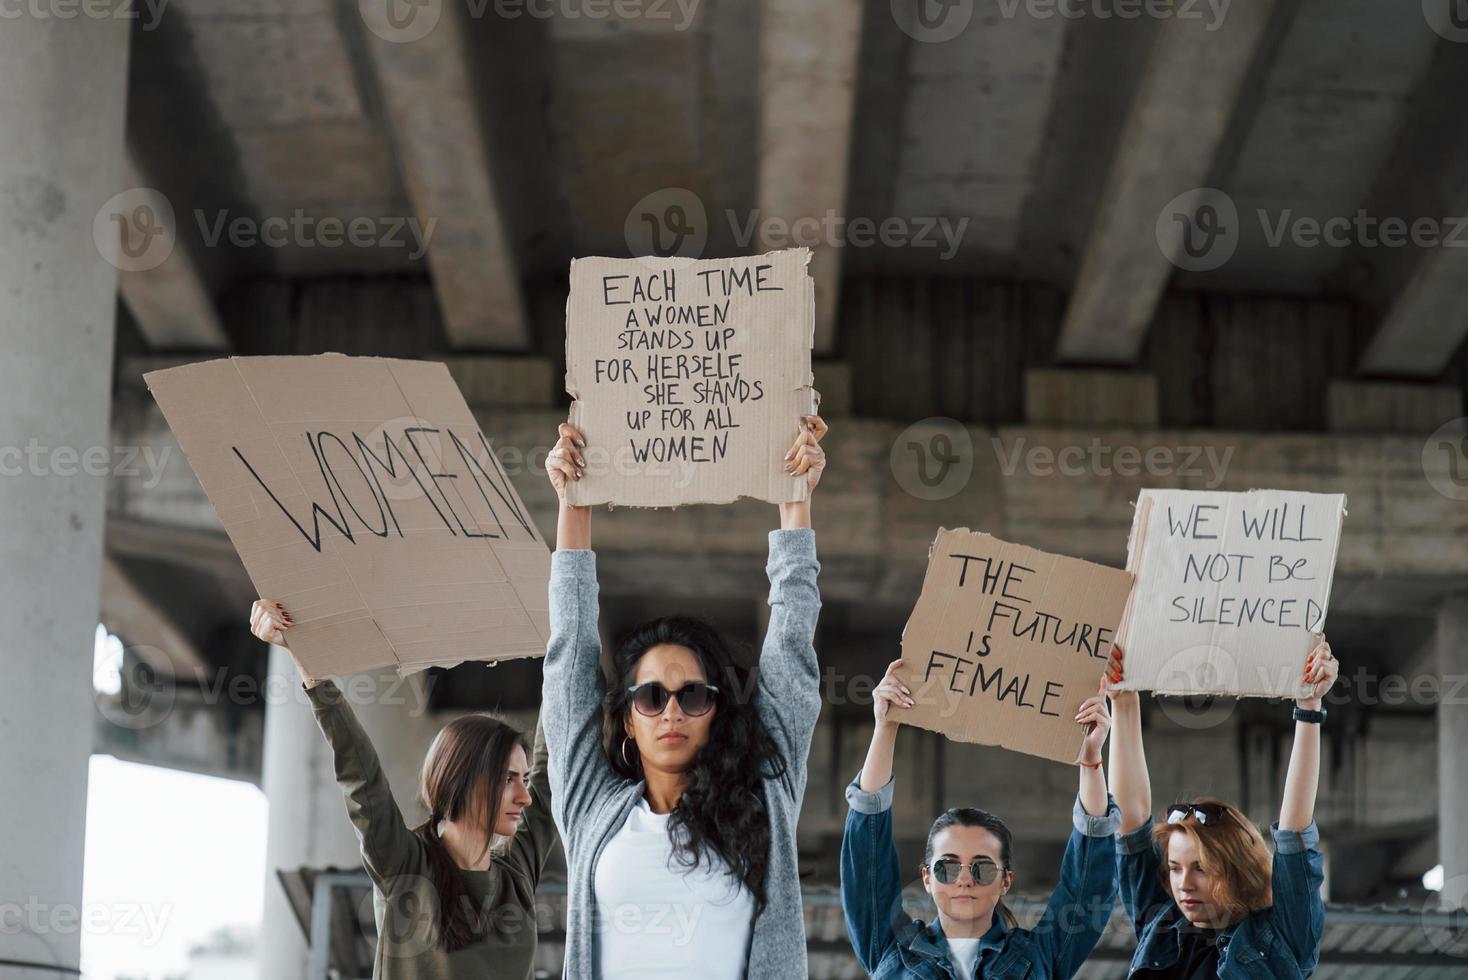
[257,647,441,980]
[1440,597,1468,910]
[0,11,130,980]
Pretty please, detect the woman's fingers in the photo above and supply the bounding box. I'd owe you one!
[549,441,586,469]
[545,442,584,485]
[875,681,914,710]
[787,443,826,476]
[249,599,291,644]
[783,415,828,460]
[784,430,814,462]
[788,447,825,477]
[557,422,586,448]
[1107,645,1125,678]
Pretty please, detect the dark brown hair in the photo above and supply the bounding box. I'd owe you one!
[924,808,1019,929]
[410,714,528,951]
[1152,798,1273,919]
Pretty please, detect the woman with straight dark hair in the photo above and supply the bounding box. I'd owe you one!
[248,600,557,979]
[841,658,1121,979]
[1106,635,1337,978]
[540,414,827,979]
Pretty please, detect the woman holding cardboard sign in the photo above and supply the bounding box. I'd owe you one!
[1105,636,1336,978]
[841,658,1121,979]
[541,415,826,980]
[247,603,558,980]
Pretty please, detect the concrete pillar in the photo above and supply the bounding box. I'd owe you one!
[257,647,441,980]
[1440,598,1468,910]
[0,11,130,980]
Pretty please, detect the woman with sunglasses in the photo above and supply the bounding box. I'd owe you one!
[1106,635,1337,978]
[841,658,1121,979]
[246,602,557,979]
[541,415,828,979]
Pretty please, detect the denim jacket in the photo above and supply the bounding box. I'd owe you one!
[1117,817,1325,978]
[841,771,1121,979]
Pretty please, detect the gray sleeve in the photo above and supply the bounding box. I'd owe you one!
[542,549,622,843]
[756,528,824,802]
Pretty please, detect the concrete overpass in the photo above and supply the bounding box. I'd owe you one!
[5,1,1468,977]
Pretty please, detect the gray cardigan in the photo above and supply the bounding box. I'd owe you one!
[542,528,823,979]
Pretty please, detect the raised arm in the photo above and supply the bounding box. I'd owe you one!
[840,667,909,980]
[1106,646,1151,833]
[250,598,420,884]
[1030,687,1121,974]
[1104,646,1171,932]
[1075,683,1111,817]
[1280,635,1336,831]
[1029,795,1122,977]
[542,422,621,838]
[755,415,827,800]
[504,713,559,882]
[1266,636,1333,972]
[859,659,911,792]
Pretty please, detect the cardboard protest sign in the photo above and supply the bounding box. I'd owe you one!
[1112,489,1347,699]
[891,528,1135,764]
[145,354,551,681]
[563,248,817,507]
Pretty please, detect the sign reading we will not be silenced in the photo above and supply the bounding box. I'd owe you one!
[564,248,818,508]
[1112,489,1347,699]
[891,529,1135,765]
[146,355,551,683]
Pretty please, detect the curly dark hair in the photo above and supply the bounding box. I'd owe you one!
[601,615,787,911]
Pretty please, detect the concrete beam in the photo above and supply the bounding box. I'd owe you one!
[110,403,1468,607]
[1056,1,1283,364]
[1358,198,1468,377]
[117,150,230,350]
[1024,369,1158,428]
[356,3,530,350]
[101,556,210,678]
[756,0,863,354]
[1326,380,1463,435]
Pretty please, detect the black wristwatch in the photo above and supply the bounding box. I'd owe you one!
[1292,706,1326,724]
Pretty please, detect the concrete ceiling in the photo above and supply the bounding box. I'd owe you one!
[120,0,1468,373]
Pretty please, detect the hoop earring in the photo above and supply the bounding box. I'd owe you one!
[621,736,636,770]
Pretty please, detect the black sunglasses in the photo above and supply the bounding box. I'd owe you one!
[1166,803,1246,830]
[925,857,1003,886]
[626,681,720,717]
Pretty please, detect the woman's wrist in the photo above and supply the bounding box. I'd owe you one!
[1296,695,1323,711]
[555,501,592,550]
[779,499,811,529]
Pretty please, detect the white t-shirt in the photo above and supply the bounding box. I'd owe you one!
[593,798,755,978]
[947,936,982,979]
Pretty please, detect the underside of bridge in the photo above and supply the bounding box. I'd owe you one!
[7,1,1468,978]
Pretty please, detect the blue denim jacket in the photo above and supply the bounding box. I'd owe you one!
[1117,817,1325,978]
[841,771,1121,979]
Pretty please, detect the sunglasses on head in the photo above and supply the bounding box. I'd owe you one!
[1166,803,1245,830]
[925,857,1003,886]
[626,681,720,717]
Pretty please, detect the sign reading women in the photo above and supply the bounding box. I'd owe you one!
[892,528,1135,764]
[1112,488,1347,698]
[564,248,818,507]
[146,354,551,681]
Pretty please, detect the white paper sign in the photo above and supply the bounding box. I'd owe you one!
[1113,489,1347,698]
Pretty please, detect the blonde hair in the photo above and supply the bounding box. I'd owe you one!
[1152,799,1272,917]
